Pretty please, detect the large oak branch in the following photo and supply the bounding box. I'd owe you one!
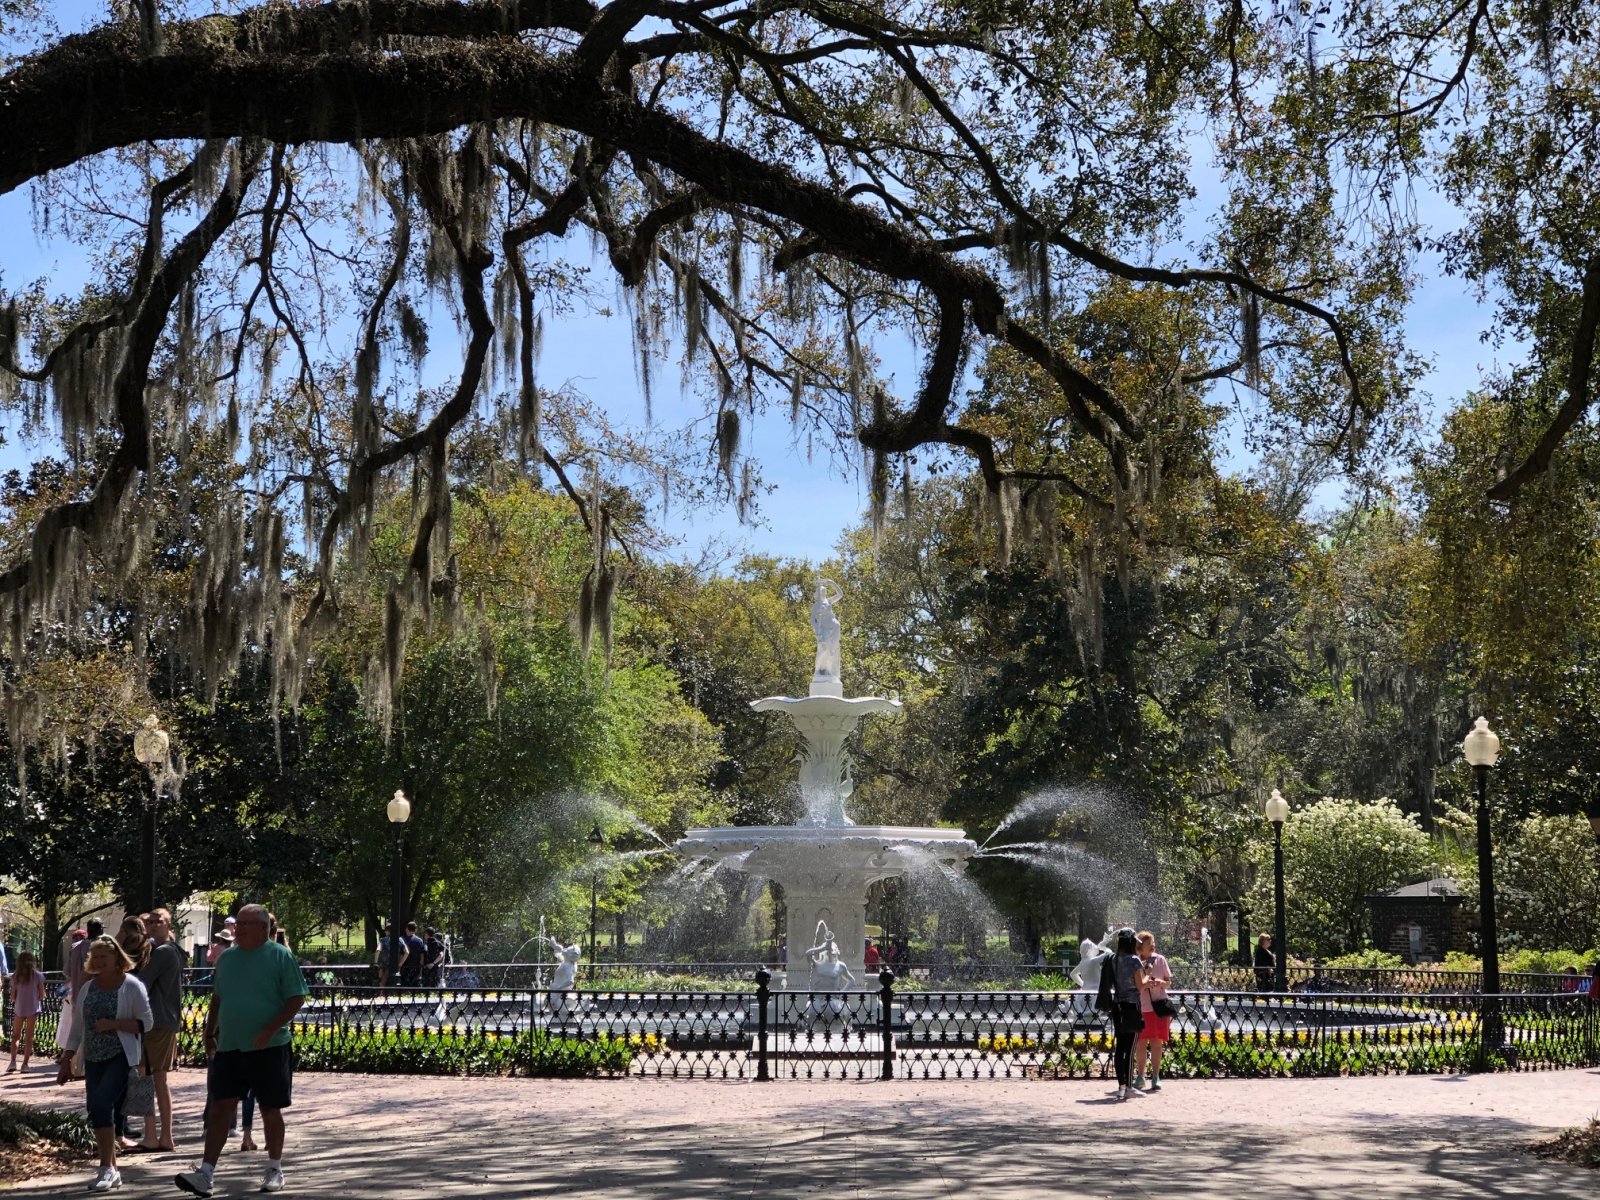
[0,11,1141,452]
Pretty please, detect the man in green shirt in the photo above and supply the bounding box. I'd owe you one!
[175,905,307,1197]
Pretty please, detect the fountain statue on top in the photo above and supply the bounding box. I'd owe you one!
[676,578,976,983]
[810,578,844,695]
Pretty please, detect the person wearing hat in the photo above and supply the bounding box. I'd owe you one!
[206,928,234,967]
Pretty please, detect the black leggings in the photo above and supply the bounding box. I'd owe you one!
[1112,1003,1142,1085]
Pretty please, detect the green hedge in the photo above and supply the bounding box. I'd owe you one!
[176,1026,633,1078]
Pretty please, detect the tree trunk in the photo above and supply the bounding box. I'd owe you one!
[41,895,60,970]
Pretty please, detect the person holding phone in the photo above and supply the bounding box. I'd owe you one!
[1132,930,1174,1092]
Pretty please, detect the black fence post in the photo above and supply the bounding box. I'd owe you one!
[879,968,895,1081]
[754,969,770,1082]
[524,988,538,1077]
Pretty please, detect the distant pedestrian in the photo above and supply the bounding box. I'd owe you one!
[134,908,183,1152]
[63,936,153,1194]
[1108,928,1143,1101]
[69,919,104,997]
[206,928,233,966]
[56,919,103,1082]
[864,939,882,970]
[1132,931,1173,1092]
[6,951,45,1072]
[423,929,447,987]
[373,925,408,987]
[174,903,308,1197]
[1254,933,1275,992]
[400,923,426,988]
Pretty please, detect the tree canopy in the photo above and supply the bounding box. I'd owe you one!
[4,0,1594,733]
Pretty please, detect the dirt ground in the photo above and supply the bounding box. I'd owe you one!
[4,1063,1597,1197]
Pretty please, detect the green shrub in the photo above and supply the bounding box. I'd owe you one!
[1323,949,1405,970]
[1500,948,1592,975]
[0,1101,94,1152]
[1021,972,1075,992]
[178,1026,632,1078]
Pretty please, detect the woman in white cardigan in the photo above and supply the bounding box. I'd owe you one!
[65,936,154,1193]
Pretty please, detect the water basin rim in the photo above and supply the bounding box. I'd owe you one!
[748,695,902,712]
[679,825,976,843]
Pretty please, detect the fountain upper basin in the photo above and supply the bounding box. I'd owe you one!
[678,824,976,867]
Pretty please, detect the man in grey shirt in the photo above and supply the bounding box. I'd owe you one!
[54,918,103,1081]
[134,908,184,1151]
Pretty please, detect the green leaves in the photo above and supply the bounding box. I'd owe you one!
[1246,797,1435,956]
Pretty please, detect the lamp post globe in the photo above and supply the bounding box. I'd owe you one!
[1462,717,1503,1055]
[587,823,606,980]
[132,715,169,914]
[387,789,411,988]
[1264,789,1289,993]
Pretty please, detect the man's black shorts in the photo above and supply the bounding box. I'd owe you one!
[209,1044,293,1110]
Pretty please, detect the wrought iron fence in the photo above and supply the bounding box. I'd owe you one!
[1182,964,1574,996]
[894,987,1599,1079]
[163,960,1580,995]
[10,970,1596,1081]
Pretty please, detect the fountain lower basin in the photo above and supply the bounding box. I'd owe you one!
[676,825,977,983]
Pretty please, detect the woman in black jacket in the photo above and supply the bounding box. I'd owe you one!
[1108,928,1144,1100]
[1254,933,1276,992]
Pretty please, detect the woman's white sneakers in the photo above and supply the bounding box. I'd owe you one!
[88,1166,122,1191]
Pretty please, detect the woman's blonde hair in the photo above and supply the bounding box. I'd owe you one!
[13,950,36,985]
[1135,930,1155,947]
[116,916,150,971]
[86,935,136,973]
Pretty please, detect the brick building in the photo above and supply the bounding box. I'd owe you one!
[1367,878,1474,963]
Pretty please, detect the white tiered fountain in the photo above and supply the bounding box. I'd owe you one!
[676,579,976,985]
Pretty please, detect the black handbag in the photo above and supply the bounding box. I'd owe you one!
[1151,997,1178,1018]
[1093,958,1115,1013]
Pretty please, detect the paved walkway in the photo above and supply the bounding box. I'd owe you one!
[4,1066,1596,1197]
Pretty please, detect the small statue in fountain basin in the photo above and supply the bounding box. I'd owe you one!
[1062,930,1115,1020]
[540,932,583,1013]
[802,922,856,1029]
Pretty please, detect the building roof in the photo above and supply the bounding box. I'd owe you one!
[1368,877,1463,901]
